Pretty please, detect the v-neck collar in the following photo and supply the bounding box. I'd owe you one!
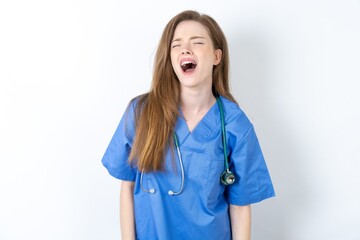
[174,97,222,148]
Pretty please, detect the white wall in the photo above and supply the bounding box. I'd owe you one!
[1,1,359,239]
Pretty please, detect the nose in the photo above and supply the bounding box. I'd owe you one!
[181,47,192,55]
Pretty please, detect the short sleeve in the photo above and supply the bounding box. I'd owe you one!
[227,124,275,206]
[101,101,137,181]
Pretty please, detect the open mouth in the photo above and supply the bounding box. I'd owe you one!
[180,60,197,73]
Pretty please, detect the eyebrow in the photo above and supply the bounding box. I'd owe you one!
[172,36,206,43]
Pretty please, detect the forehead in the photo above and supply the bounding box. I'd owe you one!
[172,20,210,40]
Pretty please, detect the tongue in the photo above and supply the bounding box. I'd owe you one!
[181,63,196,72]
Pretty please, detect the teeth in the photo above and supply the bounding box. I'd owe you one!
[181,61,195,66]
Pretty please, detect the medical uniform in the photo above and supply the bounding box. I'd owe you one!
[102,96,275,240]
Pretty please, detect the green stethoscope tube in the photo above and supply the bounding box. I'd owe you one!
[217,97,236,185]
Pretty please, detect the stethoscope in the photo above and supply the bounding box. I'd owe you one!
[140,97,235,196]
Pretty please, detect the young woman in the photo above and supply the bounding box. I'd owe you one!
[102,10,275,240]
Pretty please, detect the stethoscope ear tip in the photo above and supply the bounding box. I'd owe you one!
[150,189,156,194]
[168,190,174,195]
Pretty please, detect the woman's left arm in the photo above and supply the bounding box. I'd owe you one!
[229,204,251,240]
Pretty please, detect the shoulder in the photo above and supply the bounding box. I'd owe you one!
[220,96,253,141]
[121,93,149,137]
[128,93,148,111]
[125,93,149,119]
[220,96,252,128]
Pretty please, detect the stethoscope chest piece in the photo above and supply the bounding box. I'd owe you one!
[220,169,236,185]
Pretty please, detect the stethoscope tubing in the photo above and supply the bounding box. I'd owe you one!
[217,97,229,171]
[140,134,185,196]
[168,145,184,195]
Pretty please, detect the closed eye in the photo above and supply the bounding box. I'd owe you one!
[172,44,180,48]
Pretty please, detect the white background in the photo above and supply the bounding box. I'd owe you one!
[1,0,360,239]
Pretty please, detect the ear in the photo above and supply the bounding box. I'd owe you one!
[213,49,222,65]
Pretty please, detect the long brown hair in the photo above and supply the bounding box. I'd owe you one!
[128,10,236,172]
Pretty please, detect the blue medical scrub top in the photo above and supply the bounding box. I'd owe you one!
[102,96,275,240]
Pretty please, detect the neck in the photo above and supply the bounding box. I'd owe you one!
[180,88,216,114]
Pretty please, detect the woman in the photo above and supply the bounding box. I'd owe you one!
[102,10,275,240]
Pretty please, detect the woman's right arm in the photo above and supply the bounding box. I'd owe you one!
[120,180,136,240]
